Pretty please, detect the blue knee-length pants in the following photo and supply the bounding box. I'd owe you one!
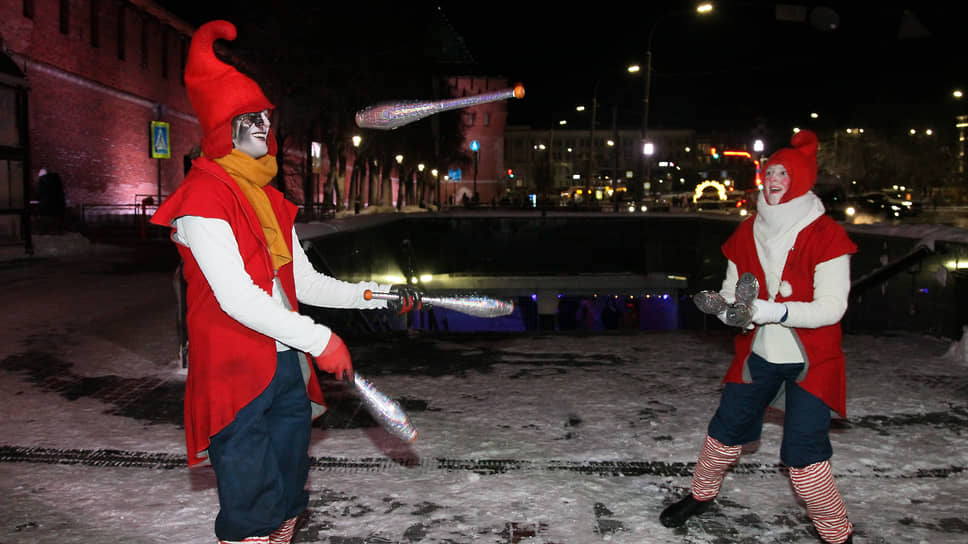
[208,350,312,540]
[707,352,833,468]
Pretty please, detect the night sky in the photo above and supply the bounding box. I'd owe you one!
[158,1,965,135]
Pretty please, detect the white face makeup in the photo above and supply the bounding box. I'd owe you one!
[763,164,792,205]
[231,110,271,158]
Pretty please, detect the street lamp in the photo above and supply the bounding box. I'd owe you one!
[638,3,714,200]
[431,168,440,209]
[470,139,480,202]
[395,154,404,208]
[643,142,655,194]
[753,139,765,186]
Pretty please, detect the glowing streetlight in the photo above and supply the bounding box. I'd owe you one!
[637,3,714,200]
[469,140,480,198]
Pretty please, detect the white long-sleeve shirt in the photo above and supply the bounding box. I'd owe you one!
[720,255,851,363]
[172,216,388,357]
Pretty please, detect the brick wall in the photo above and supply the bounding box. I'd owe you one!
[445,76,511,204]
[1,0,199,210]
[1,2,503,215]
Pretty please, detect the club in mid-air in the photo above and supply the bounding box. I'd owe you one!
[355,84,525,130]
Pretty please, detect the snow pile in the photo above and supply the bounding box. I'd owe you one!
[0,233,126,261]
[944,325,968,364]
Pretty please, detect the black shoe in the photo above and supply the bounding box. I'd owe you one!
[659,494,713,528]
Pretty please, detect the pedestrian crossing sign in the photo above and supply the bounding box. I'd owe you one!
[150,121,171,159]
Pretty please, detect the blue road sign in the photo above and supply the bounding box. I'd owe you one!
[150,121,170,159]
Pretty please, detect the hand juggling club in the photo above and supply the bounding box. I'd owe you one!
[693,272,760,329]
[355,84,525,130]
[364,289,515,318]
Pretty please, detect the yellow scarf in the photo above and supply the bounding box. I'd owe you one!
[213,149,292,271]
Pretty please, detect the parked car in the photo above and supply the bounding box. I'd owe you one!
[845,191,918,222]
[814,182,851,221]
[881,188,923,216]
[694,196,750,216]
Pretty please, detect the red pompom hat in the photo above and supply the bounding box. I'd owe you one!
[763,129,819,203]
[185,20,275,158]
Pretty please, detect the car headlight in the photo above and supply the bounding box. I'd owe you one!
[627,205,636,213]
[640,205,648,212]
[846,206,855,216]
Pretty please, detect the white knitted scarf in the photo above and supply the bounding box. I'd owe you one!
[752,190,825,299]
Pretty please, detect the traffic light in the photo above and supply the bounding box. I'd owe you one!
[710,147,720,160]
[507,168,515,178]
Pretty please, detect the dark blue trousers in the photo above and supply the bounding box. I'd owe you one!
[208,350,312,540]
[707,352,833,468]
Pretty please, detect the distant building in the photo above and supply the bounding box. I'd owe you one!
[0,41,29,248]
[0,0,514,241]
[1,0,199,245]
[503,124,759,205]
[442,75,512,207]
[504,125,694,196]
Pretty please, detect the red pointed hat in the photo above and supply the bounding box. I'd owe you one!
[185,20,275,158]
[763,129,819,203]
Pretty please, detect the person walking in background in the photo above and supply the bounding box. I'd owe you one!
[35,168,66,233]
[151,20,420,544]
[659,129,857,544]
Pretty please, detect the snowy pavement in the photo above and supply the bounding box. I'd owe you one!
[0,236,966,544]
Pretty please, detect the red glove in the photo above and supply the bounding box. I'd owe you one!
[313,333,353,381]
[387,284,423,314]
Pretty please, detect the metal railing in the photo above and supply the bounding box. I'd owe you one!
[78,201,165,241]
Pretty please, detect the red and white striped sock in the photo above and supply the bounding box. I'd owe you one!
[691,434,743,501]
[269,517,298,544]
[789,461,853,544]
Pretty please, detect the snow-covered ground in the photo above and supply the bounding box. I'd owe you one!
[0,231,966,544]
